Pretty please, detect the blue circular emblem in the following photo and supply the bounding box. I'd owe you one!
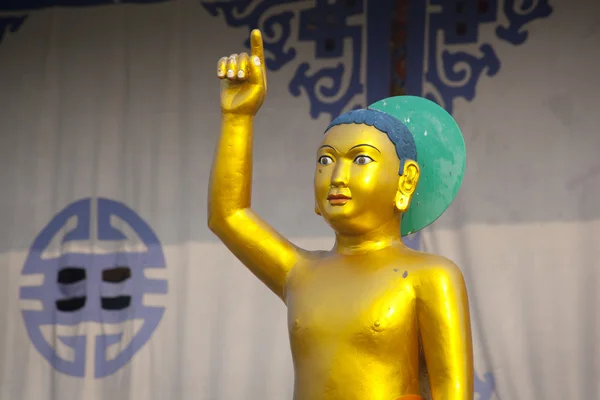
[19,197,167,378]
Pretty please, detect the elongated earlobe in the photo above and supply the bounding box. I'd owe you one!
[315,201,322,216]
[394,191,409,212]
[395,160,420,212]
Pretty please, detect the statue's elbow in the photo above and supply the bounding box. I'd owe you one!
[207,211,232,237]
[208,205,243,237]
[207,213,220,234]
[207,199,221,233]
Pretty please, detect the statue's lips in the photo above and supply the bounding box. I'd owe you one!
[327,193,351,205]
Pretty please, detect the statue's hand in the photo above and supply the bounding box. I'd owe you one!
[217,29,267,116]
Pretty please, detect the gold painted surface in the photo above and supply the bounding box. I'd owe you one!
[208,30,473,400]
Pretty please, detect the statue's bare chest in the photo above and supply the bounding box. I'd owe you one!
[285,259,418,352]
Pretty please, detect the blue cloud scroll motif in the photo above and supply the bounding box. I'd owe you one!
[497,0,554,45]
[422,0,502,112]
[289,0,363,120]
[202,0,366,121]
[407,0,554,114]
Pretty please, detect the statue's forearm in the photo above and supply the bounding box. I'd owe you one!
[422,322,473,400]
[208,112,254,223]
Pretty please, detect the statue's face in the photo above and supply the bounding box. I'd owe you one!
[314,124,402,235]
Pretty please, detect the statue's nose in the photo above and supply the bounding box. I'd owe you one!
[331,163,349,187]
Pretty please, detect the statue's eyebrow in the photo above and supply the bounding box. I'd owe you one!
[349,143,381,153]
[318,145,337,151]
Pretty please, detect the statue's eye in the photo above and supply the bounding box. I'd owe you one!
[318,156,334,165]
[354,155,374,165]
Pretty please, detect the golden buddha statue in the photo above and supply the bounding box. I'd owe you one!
[208,30,473,400]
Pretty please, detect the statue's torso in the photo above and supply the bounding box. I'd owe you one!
[285,247,425,400]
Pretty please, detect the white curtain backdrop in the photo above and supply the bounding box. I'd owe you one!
[0,0,598,399]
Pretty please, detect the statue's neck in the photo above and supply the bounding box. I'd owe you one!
[334,215,403,255]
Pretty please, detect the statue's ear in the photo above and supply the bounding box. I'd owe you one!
[394,160,420,212]
[315,199,322,216]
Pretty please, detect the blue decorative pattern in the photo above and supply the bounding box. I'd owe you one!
[407,0,553,113]
[20,198,167,378]
[497,0,554,44]
[202,0,369,121]
[475,371,496,400]
[289,0,364,119]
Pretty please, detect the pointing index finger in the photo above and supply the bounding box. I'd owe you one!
[250,29,265,67]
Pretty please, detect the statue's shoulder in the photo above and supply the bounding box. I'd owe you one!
[407,251,465,288]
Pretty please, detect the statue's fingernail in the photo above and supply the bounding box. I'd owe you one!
[217,69,225,77]
[237,70,245,78]
[253,56,261,66]
[227,70,234,78]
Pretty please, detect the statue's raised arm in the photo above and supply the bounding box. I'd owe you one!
[207,30,308,301]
